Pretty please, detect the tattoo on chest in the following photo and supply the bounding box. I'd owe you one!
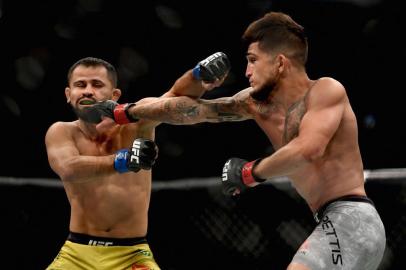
[255,102,271,115]
[283,99,306,144]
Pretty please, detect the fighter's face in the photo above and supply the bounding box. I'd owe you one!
[65,65,120,120]
[245,42,281,101]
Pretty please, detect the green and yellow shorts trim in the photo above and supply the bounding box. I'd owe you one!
[46,232,160,270]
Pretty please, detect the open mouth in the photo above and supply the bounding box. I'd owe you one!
[79,99,96,105]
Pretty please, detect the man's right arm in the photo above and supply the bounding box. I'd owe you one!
[45,122,115,182]
[45,122,158,182]
[82,52,231,125]
[128,88,253,125]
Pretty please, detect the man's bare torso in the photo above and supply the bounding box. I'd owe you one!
[249,80,366,212]
[60,121,153,238]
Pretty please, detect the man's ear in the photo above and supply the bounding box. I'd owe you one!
[65,87,71,103]
[277,54,288,73]
[112,88,122,101]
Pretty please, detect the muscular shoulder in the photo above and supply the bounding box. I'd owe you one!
[46,121,75,135]
[313,77,346,95]
[308,77,347,106]
[218,87,254,120]
[229,87,256,115]
[233,87,253,99]
[234,87,274,116]
[45,121,77,143]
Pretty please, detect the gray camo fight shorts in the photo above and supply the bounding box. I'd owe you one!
[291,200,386,270]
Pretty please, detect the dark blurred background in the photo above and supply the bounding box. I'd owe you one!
[1,0,405,180]
[1,0,406,269]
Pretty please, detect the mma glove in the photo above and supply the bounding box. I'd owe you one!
[192,52,231,83]
[82,100,138,124]
[114,138,159,173]
[221,158,266,196]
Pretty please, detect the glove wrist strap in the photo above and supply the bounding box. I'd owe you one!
[114,103,137,124]
[114,149,129,173]
[242,159,266,185]
[192,64,201,80]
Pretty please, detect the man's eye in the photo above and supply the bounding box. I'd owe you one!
[93,83,104,88]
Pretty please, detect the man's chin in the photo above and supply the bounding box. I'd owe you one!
[72,106,101,124]
[250,86,273,101]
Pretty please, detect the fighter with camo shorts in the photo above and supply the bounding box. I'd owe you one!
[96,11,387,270]
[292,196,385,269]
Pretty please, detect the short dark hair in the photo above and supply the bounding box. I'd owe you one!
[67,57,118,87]
[242,12,308,66]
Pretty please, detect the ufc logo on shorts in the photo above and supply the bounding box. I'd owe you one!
[131,140,141,164]
[222,160,231,181]
[88,240,113,246]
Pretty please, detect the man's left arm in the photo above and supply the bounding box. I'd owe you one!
[84,52,231,125]
[164,52,231,99]
[254,79,346,179]
[222,79,347,195]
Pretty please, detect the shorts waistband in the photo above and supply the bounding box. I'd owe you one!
[67,232,147,246]
[314,195,375,223]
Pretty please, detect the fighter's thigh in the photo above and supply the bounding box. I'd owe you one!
[46,242,97,270]
[290,217,343,270]
[125,244,161,270]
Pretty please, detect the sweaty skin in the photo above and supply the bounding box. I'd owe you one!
[127,42,366,214]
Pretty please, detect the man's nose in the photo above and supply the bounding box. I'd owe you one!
[83,85,95,94]
[82,89,94,98]
[245,67,252,78]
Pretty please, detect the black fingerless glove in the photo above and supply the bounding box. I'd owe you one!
[114,138,158,173]
[192,52,231,83]
[221,158,265,196]
[82,100,137,124]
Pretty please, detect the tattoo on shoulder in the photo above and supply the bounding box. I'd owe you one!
[156,98,248,123]
[212,112,244,122]
[204,99,246,122]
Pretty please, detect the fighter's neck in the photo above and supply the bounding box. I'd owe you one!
[76,120,118,142]
[270,74,313,111]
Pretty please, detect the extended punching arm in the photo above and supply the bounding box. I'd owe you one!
[81,52,230,125]
[80,100,138,125]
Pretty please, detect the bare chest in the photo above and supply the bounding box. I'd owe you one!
[254,99,307,149]
[76,138,117,156]
[74,130,135,156]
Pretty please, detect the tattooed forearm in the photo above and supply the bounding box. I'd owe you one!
[132,96,249,124]
[132,98,202,124]
[203,99,246,122]
[207,110,244,122]
[163,100,201,124]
